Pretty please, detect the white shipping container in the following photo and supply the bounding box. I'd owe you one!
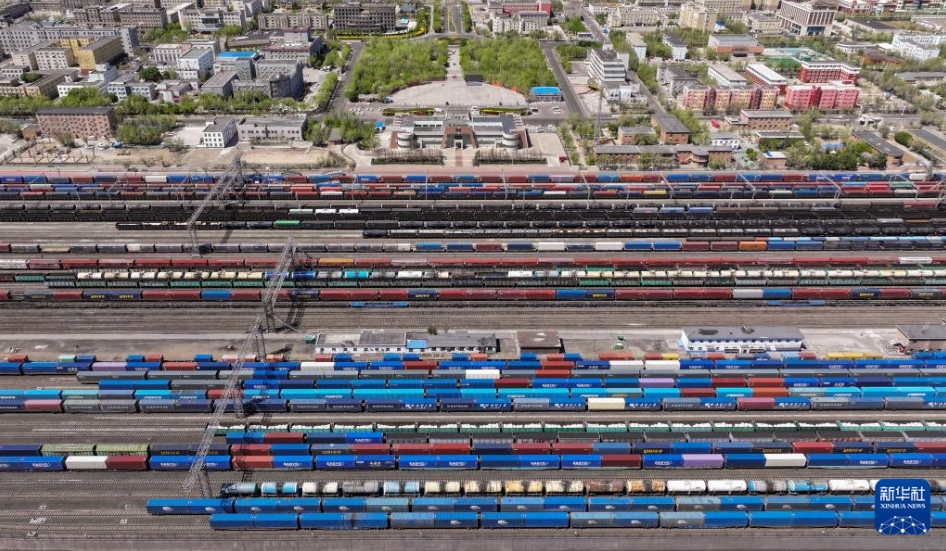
[64,456,108,470]
[828,479,871,493]
[587,397,626,411]
[299,362,335,370]
[144,175,167,183]
[732,289,765,300]
[0,259,28,269]
[707,480,748,494]
[644,360,681,371]
[666,480,707,494]
[536,242,566,251]
[594,242,624,252]
[763,453,807,468]
[609,360,645,369]
[465,369,500,380]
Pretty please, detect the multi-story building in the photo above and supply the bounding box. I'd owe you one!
[0,66,28,79]
[743,11,782,34]
[0,26,138,57]
[707,65,748,87]
[657,64,697,95]
[36,106,117,138]
[784,81,859,110]
[72,4,125,26]
[679,2,717,32]
[201,117,239,147]
[214,51,258,81]
[710,131,741,149]
[253,59,303,98]
[151,43,193,66]
[745,63,788,89]
[739,109,793,130]
[662,33,687,61]
[681,85,779,112]
[627,32,647,61]
[777,1,836,36]
[0,0,30,22]
[105,72,137,100]
[836,0,872,13]
[586,47,629,85]
[518,11,548,33]
[707,35,763,55]
[128,81,156,100]
[179,8,246,32]
[257,9,328,30]
[681,85,712,110]
[23,73,67,98]
[176,47,214,81]
[890,33,946,62]
[798,60,859,83]
[75,36,124,71]
[606,6,664,27]
[332,4,396,33]
[261,39,322,62]
[200,70,238,98]
[493,0,551,16]
[236,117,307,143]
[118,8,169,30]
[34,46,76,70]
[698,0,751,15]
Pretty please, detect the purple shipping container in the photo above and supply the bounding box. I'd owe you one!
[639,378,675,388]
[91,362,129,371]
[681,454,725,468]
[24,400,62,412]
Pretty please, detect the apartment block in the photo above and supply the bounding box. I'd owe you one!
[36,106,117,138]
[76,36,124,71]
[118,8,169,30]
[179,8,246,32]
[176,47,214,81]
[200,70,238,98]
[257,9,328,30]
[777,0,836,36]
[743,11,782,34]
[261,40,322,62]
[739,109,793,130]
[332,4,396,33]
[707,65,747,87]
[784,81,859,110]
[586,47,629,85]
[662,33,687,61]
[652,114,691,144]
[798,60,859,83]
[890,33,946,62]
[606,6,664,27]
[0,25,138,56]
[679,2,717,32]
[34,46,76,70]
[151,43,193,66]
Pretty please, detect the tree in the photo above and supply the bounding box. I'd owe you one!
[460,38,556,92]
[163,137,186,152]
[347,39,449,98]
[894,131,913,147]
[139,66,163,82]
[53,132,76,148]
[562,16,587,34]
[20,73,42,83]
[708,158,728,170]
[745,148,758,161]
[215,24,243,38]
[61,87,113,108]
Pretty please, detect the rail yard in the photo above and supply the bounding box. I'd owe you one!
[4,167,946,551]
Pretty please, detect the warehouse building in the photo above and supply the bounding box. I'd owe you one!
[681,326,806,352]
[313,330,498,354]
[895,325,946,352]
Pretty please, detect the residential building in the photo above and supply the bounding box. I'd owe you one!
[745,63,788,90]
[652,114,690,144]
[36,106,117,138]
[0,0,30,22]
[201,117,239,148]
[72,4,125,26]
[151,43,193,66]
[777,0,836,36]
[128,81,156,100]
[657,65,697,95]
[254,59,303,98]
[706,34,763,55]
[0,25,138,57]
[606,6,664,27]
[117,7,169,29]
[105,72,137,100]
[798,60,859,83]
[237,117,307,143]
[602,81,643,104]
[592,144,733,169]
[179,8,247,32]
[261,42,319,62]
[200,70,238,98]
[257,9,329,30]
[627,32,647,61]
[679,2,717,32]
[154,79,191,102]
[682,85,778,112]
[494,0,552,16]
[697,0,751,15]
[890,33,946,62]
[707,65,748,87]
[0,66,28,79]
[75,36,124,71]
[851,129,904,168]
[586,47,629,85]
[332,4,397,33]
[784,81,859,110]
[176,47,214,81]
[710,131,741,149]
[662,33,687,61]
[214,51,258,81]
[739,109,793,130]
[836,0,872,13]
[617,125,658,144]
[518,11,548,32]
[34,46,76,70]
[743,11,782,34]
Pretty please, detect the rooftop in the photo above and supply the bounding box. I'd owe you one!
[663,66,697,80]
[653,114,690,134]
[741,109,793,118]
[663,32,686,47]
[898,324,946,341]
[848,19,895,31]
[851,130,905,158]
[203,117,238,133]
[763,151,788,159]
[897,71,946,82]
[709,34,759,45]
[238,116,306,127]
[36,106,114,115]
[746,63,788,83]
[618,125,657,135]
[683,326,805,340]
[202,70,238,87]
[755,130,805,139]
[218,51,258,59]
[710,132,740,141]
[532,86,561,95]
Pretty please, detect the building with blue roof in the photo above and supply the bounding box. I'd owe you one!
[531,86,562,102]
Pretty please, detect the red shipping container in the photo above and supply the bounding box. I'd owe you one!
[313,354,333,362]
[231,444,272,455]
[546,354,565,361]
[682,242,710,252]
[230,290,261,301]
[706,353,726,361]
[711,377,744,388]
[163,361,197,370]
[679,388,715,398]
[879,288,911,300]
[511,443,550,454]
[601,454,642,468]
[263,432,304,443]
[106,455,148,470]
[821,288,852,300]
[534,370,571,378]
[599,353,635,361]
[24,399,62,412]
[379,289,409,301]
[27,259,62,270]
[915,442,946,453]
[430,443,471,454]
[232,456,273,469]
[792,442,833,454]
[748,377,785,388]
[552,442,593,454]
[751,387,788,398]
[540,361,574,369]
[392,444,434,455]
[404,361,436,370]
[144,354,164,362]
[644,353,663,361]
[53,290,83,301]
[736,398,775,411]
[350,443,390,454]
[98,259,134,268]
[207,389,240,400]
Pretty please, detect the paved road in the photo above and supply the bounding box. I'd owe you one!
[580,6,609,44]
[541,43,585,117]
